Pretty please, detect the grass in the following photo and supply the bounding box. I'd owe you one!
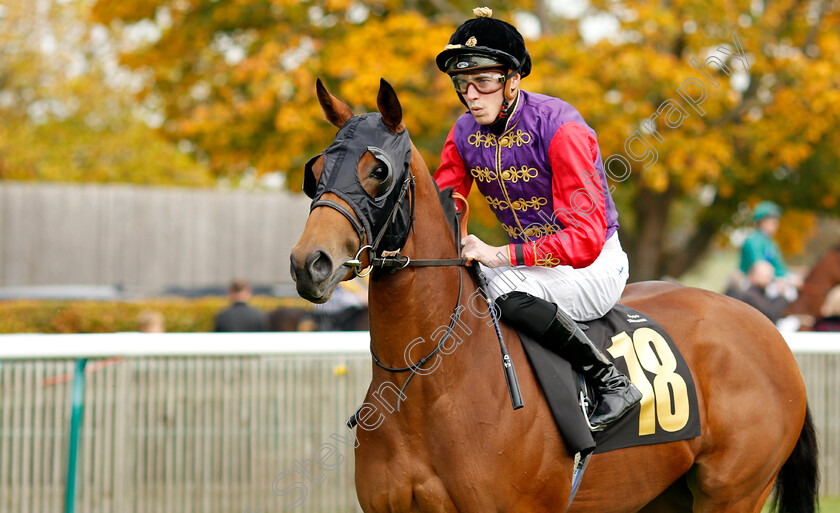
[815,496,840,512]
[762,496,840,512]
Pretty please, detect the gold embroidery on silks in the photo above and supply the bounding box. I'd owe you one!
[469,166,498,183]
[500,165,539,183]
[502,222,561,239]
[497,129,532,148]
[488,196,546,212]
[508,196,548,212]
[468,132,496,148]
[487,197,510,210]
[535,254,562,267]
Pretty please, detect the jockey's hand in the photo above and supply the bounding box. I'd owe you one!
[461,234,509,268]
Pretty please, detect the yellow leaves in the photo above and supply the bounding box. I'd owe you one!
[718,183,734,199]
[816,30,840,56]
[776,210,817,257]
[268,0,302,8]
[777,143,812,169]
[322,12,449,86]
[90,0,166,24]
[324,0,353,11]
[642,166,670,193]
[70,0,840,248]
[0,120,212,186]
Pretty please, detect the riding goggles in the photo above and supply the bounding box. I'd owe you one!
[450,72,507,94]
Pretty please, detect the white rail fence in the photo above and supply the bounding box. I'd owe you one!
[0,332,838,513]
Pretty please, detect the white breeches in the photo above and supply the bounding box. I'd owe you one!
[479,232,630,322]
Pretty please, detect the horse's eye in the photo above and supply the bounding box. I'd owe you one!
[369,164,388,181]
[369,160,393,197]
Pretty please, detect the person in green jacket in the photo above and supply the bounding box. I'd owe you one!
[740,201,788,278]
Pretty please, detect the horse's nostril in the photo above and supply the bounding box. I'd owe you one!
[306,251,333,282]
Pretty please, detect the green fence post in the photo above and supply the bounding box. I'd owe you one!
[65,358,88,513]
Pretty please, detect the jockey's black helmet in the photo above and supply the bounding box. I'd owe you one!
[435,7,531,78]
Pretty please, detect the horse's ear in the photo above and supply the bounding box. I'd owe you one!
[377,78,405,133]
[316,78,353,128]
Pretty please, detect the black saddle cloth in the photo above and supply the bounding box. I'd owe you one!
[517,304,701,455]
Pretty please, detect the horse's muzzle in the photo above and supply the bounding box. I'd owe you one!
[290,249,341,303]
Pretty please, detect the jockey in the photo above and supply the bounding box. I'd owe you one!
[739,201,787,278]
[433,7,642,430]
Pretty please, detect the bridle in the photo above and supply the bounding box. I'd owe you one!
[316,172,467,278]
[314,184,470,422]
[304,115,516,422]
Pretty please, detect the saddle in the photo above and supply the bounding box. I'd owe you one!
[435,186,701,454]
[518,304,701,455]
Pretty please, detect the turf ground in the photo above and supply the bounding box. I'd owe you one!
[762,496,839,512]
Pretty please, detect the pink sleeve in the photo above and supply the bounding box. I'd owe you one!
[433,125,472,206]
[513,122,607,268]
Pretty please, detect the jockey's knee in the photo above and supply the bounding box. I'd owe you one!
[495,291,557,335]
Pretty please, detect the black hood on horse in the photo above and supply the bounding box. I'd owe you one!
[304,112,413,253]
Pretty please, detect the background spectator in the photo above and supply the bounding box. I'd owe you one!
[739,201,803,295]
[813,285,840,332]
[726,260,792,324]
[137,309,165,333]
[214,279,268,332]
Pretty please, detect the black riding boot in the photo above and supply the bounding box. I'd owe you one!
[544,308,642,431]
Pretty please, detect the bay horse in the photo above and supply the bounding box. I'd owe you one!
[786,244,840,328]
[290,79,818,513]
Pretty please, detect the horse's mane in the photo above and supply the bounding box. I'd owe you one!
[435,184,459,241]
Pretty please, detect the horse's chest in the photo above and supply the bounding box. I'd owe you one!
[355,435,524,513]
[356,456,458,513]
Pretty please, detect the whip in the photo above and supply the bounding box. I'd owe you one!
[472,267,524,410]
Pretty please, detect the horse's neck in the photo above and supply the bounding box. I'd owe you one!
[367,171,489,381]
[368,171,460,335]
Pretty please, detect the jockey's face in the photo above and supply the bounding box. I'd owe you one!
[758,216,780,236]
[457,69,520,125]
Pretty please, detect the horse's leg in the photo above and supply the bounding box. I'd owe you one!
[680,314,805,513]
[619,283,809,513]
[690,482,774,513]
[636,476,693,513]
[569,440,698,513]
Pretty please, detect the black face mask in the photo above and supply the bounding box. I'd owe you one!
[303,113,414,253]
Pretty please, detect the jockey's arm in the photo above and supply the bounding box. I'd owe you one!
[434,125,473,202]
[507,122,608,268]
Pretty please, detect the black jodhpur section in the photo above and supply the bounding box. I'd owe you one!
[494,291,558,338]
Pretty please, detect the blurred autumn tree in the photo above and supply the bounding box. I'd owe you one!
[0,0,212,185]
[525,0,840,279]
[91,0,840,280]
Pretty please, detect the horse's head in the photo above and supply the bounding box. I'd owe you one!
[291,79,414,303]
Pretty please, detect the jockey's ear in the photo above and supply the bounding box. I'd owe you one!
[377,78,406,134]
[316,78,353,128]
[505,72,521,102]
